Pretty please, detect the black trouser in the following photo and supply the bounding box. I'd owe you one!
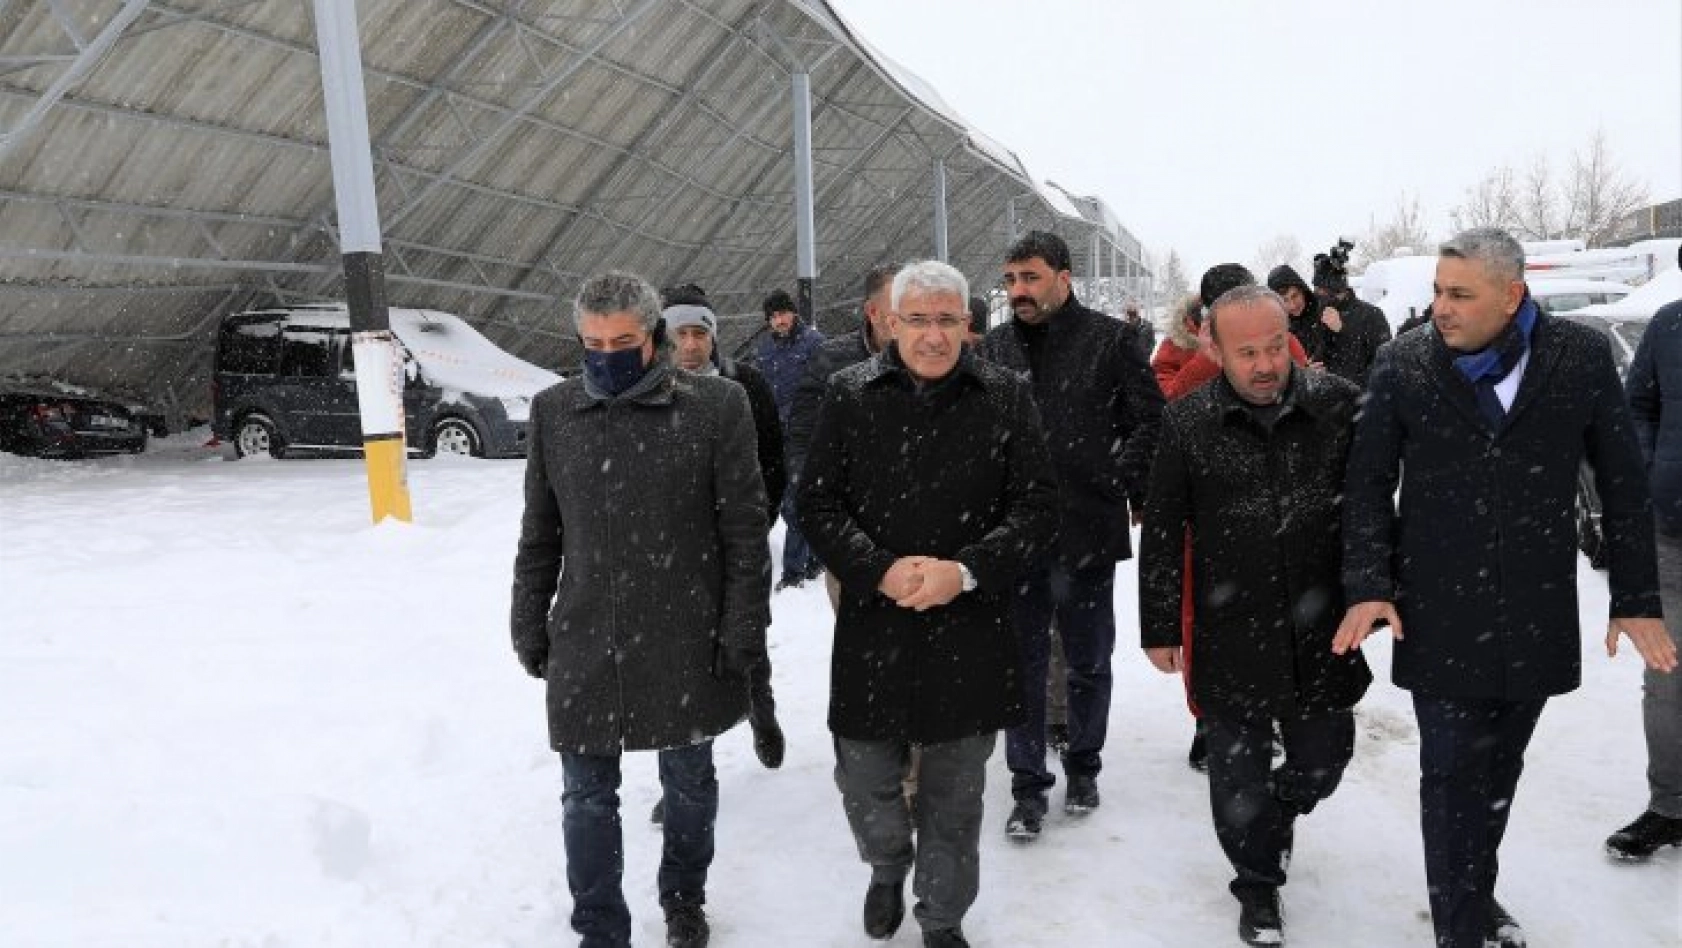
[1413,694,1546,948]
[1005,562,1117,801]
[1205,709,1356,899]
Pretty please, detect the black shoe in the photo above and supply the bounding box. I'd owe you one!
[1605,810,1682,862]
[748,698,785,770]
[662,896,709,948]
[1048,722,1070,756]
[1237,889,1283,946]
[923,929,970,948]
[862,880,905,939]
[651,797,665,825]
[1188,725,1209,773]
[1005,797,1045,841]
[1064,774,1100,814]
[1485,899,1524,948]
[774,574,805,592]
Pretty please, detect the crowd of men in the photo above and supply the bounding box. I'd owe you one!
[509,229,1680,948]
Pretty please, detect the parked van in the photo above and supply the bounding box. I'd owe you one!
[213,304,560,459]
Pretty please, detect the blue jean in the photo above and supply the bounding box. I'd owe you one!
[780,490,817,578]
[1005,562,1118,800]
[1413,695,1546,948]
[561,741,717,948]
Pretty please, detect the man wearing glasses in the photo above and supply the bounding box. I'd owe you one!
[798,260,1058,948]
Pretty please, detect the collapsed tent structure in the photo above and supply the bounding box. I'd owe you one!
[0,0,1151,423]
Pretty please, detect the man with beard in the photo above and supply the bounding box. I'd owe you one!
[979,230,1166,841]
[1141,285,1369,946]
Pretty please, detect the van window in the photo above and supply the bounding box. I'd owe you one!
[220,321,279,374]
[277,328,336,378]
[1538,293,1591,314]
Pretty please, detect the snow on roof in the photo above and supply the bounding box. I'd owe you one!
[1572,269,1682,321]
[256,305,561,399]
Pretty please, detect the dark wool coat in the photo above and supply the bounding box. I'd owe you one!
[796,347,1059,744]
[978,295,1165,568]
[1141,369,1372,719]
[1343,316,1662,700]
[785,324,877,479]
[1627,300,1682,538]
[510,361,772,754]
[718,358,786,525]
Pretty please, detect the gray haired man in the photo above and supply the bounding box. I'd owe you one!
[1336,229,1674,948]
[511,271,771,948]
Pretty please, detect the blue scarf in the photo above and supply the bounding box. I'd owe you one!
[1451,295,1537,428]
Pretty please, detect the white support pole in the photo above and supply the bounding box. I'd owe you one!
[313,0,411,523]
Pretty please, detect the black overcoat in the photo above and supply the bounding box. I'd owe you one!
[510,362,771,753]
[1140,370,1372,719]
[796,347,1059,744]
[978,295,1165,568]
[1342,315,1662,700]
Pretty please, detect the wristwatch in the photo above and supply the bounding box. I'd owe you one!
[957,562,977,593]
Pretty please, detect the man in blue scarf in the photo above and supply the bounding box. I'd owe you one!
[1335,227,1674,948]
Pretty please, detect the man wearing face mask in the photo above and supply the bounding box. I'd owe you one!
[659,282,787,776]
[511,271,771,948]
[979,230,1165,841]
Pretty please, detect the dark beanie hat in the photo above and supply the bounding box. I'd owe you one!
[1266,264,1314,299]
[1200,263,1256,308]
[762,289,797,320]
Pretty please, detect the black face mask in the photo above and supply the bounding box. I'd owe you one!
[582,345,648,396]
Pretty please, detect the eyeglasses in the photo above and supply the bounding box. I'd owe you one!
[898,314,968,331]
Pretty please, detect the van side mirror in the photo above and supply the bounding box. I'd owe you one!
[403,354,421,387]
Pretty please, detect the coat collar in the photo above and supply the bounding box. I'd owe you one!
[1424,310,1564,435]
[1213,366,1329,428]
[863,342,989,392]
[574,358,676,411]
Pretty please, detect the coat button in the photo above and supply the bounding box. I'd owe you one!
[1488,447,1502,458]
[1475,501,1489,515]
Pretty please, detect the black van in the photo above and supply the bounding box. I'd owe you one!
[212,305,559,459]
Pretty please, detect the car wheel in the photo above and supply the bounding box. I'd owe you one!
[234,413,284,459]
[432,418,481,457]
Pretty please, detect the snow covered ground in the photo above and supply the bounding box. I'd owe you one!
[2,433,1677,947]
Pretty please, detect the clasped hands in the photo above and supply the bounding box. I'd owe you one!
[878,556,966,612]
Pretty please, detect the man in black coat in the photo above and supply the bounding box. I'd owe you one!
[784,262,900,601]
[1267,257,1393,387]
[1141,285,1370,947]
[663,283,787,772]
[798,260,1058,948]
[1335,229,1675,948]
[510,271,771,948]
[978,230,1165,840]
[1606,291,1682,860]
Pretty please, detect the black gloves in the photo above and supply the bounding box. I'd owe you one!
[517,650,547,680]
[712,643,765,681]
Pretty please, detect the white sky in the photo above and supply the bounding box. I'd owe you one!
[827,0,1682,280]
